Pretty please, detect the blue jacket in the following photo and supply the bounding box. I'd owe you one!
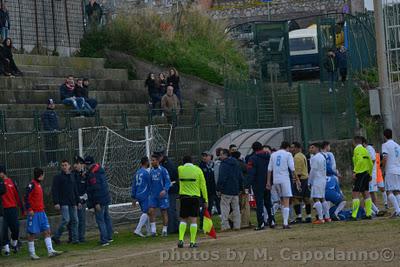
[131,167,151,201]
[199,160,216,197]
[41,109,59,131]
[247,151,270,194]
[59,83,75,100]
[326,176,341,194]
[86,164,110,208]
[149,166,171,198]
[217,157,243,196]
[161,157,179,194]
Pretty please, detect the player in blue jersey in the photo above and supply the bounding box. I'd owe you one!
[131,157,151,237]
[325,175,346,221]
[148,154,171,237]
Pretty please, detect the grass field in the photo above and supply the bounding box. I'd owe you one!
[1,203,399,267]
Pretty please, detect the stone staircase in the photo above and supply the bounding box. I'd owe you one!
[0,54,219,132]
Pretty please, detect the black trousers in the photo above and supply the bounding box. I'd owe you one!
[2,207,19,245]
[255,189,273,227]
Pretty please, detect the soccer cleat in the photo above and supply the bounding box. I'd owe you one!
[48,250,63,257]
[364,216,372,220]
[189,243,198,248]
[12,245,19,254]
[151,232,158,237]
[30,254,41,260]
[390,212,400,218]
[134,230,145,237]
[325,218,332,223]
[304,217,312,223]
[295,218,303,224]
[312,219,325,225]
[101,242,110,247]
[377,210,386,217]
[349,217,358,221]
[162,231,168,237]
[254,224,265,231]
[332,214,341,221]
[283,225,291,230]
[177,240,184,248]
[4,251,10,256]
[384,203,389,209]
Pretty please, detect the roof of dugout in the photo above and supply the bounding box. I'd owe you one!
[209,126,294,157]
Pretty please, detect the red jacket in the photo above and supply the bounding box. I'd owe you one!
[1,177,23,209]
[25,179,45,212]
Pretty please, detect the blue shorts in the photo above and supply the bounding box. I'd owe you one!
[149,196,169,209]
[27,211,50,234]
[138,198,149,213]
[325,191,343,205]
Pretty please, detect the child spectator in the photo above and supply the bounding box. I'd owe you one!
[0,38,22,76]
[25,168,63,260]
[0,3,10,41]
[146,73,162,115]
[161,86,180,126]
[167,68,182,111]
[59,75,84,113]
[41,99,59,166]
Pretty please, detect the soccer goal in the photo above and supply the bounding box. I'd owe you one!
[78,125,172,220]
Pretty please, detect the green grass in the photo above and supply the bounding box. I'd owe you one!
[78,9,248,85]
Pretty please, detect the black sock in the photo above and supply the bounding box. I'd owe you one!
[305,204,312,215]
[294,204,301,216]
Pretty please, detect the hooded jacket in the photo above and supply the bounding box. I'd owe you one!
[247,151,270,194]
[86,164,110,208]
[217,157,243,196]
[41,108,59,131]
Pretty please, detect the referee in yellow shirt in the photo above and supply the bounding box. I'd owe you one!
[177,155,208,248]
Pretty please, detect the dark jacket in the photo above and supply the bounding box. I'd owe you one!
[199,160,216,197]
[323,56,337,73]
[86,2,103,23]
[161,157,179,194]
[146,79,159,97]
[157,78,167,95]
[235,158,249,190]
[336,50,347,69]
[0,9,10,29]
[217,157,243,196]
[51,171,80,206]
[167,75,180,91]
[0,178,6,216]
[59,83,75,100]
[73,169,87,204]
[86,164,110,208]
[74,85,88,99]
[41,108,59,131]
[247,151,270,194]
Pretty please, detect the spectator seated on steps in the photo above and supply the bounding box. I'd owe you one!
[59,75,85,114]
[161,86,180,126]
[82,78,98,109]
[0,38,22,77]
[75,78,96,115]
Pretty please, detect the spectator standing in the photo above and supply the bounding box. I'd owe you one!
[216,149,243,231]
[0,165,23,255]
[161,86,180,126]
[85,0,103,30]
[158,151,179,234]
[213,147,223,215]
[146,73,162,115]
[199,151,216,217]
[59,75,84,113]
[41,99,60,167]
[336,46,348,86]
[157,73,168,96]
[0,38,22,76]
[0,3,10,41]
[51,160,79,245]
[82,78,98,109]
[323,50,337,94]
[167,68,182,111]
[85,156,113,246]
[72,156,88,243]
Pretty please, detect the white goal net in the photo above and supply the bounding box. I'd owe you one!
[78,125,172,220]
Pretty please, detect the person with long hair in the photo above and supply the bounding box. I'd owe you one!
[157,73,168,96]
[0,38,22,76]
[167,68,183,112]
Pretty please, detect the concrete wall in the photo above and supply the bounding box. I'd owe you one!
[5,0,84,56]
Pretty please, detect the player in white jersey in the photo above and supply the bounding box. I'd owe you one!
[266,141,296,229]
[321,141,338,176]
[308,143,331,224]
[381,129,400,217]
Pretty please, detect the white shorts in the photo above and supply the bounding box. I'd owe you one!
[270,186,280,203]
[369,181,378,193]
[378,181,385,189]
[385,173,400,191]
[272,181,292,198]
[311,181,326,199]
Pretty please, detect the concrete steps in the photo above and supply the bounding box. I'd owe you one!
[14,54,105,70]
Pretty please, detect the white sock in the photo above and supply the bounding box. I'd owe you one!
[44,237,54,253]
[136,213,148,233]
[145,217,151,234]
[11,239,18,247]
[283,207,290,226]
[4,244,10,253]
[383,191,388,205]
[162,225,168,233]
[388,193,400,213]
[263,207,268,222]
[151,222,156,233]
[322,201,331,219]
[395,194,400,207]
[372,202,379,214]
[334,201,346,216]
[289,205,294,221]
[313,201,323,220]
[28,241,35,255]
